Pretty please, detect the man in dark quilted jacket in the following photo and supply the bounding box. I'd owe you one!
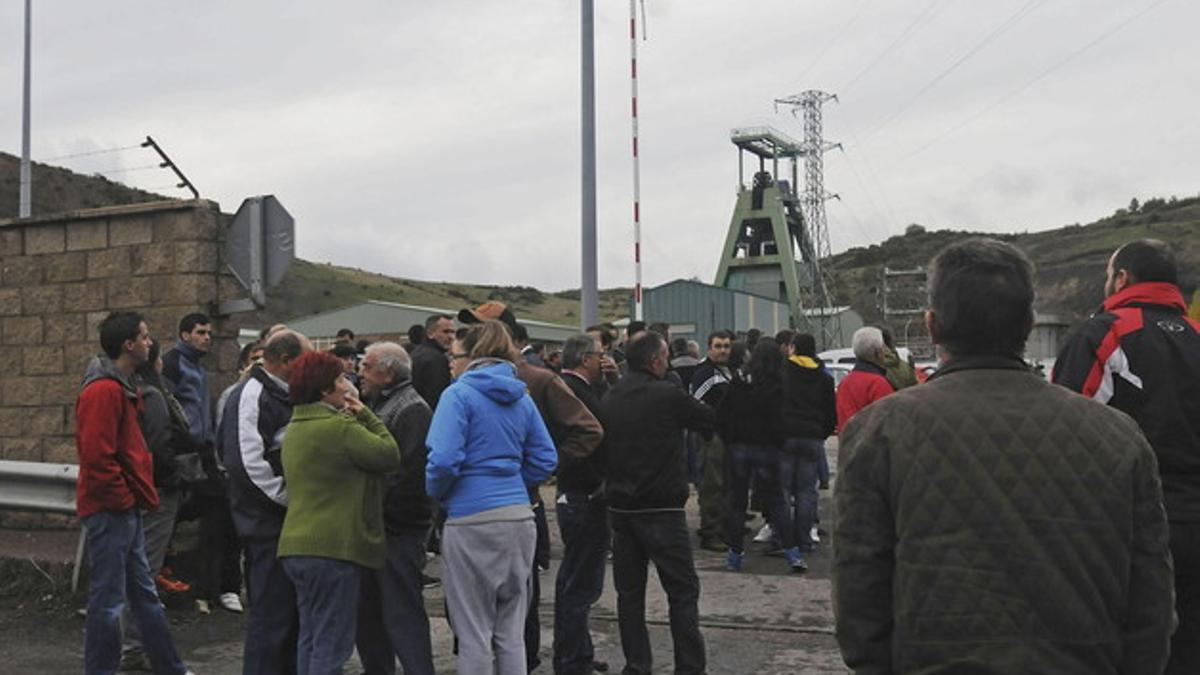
[1054,238,1200,674]
[834,238,1175,674]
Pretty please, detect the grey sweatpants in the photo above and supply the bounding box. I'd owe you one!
[122,488,182,657]
[442,515,536,675]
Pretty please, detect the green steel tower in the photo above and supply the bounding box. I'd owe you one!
[714,126,839,347]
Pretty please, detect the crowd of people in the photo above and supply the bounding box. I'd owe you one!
[70,236,1199,674]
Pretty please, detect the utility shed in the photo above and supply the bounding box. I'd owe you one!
[635,279,791,340]
[286,300,579,347]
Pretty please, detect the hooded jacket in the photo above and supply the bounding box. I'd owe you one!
[1054,281,1200,521]
[75,357,158,518]
[217,364,293,541]
[781,355,837,441]
[425,360,558,519]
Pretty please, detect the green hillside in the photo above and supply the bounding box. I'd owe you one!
[0,152,166,218]
[829,195,1200,328]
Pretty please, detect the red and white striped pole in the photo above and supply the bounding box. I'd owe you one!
[629,0,644,321]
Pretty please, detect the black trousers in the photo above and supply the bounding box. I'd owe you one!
[553,495,610,675]
[192,491,243,599]
[1167,521,1200,675]
[610,510,705,675]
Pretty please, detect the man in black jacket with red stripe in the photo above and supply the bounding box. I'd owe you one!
[1054,238,1200,674]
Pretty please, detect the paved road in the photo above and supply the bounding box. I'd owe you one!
[0,442,846,674]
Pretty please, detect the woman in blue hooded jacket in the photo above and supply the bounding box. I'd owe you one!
[425,320,557,674]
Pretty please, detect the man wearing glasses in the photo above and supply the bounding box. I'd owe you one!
[553,334,610,675]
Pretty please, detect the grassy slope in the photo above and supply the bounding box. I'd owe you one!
[263,260,632,327]
[829,196,1200,327]
[0,152,167,218]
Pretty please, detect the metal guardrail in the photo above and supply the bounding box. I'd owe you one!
[0,459,86,591]
[0,460,78,514]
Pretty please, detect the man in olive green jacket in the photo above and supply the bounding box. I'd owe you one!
[834,239,1174,674]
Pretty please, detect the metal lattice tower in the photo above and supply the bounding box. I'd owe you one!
[775,89,842,349]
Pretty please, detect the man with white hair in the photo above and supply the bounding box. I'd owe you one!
[354,341,436,675]
[836,327,895,429]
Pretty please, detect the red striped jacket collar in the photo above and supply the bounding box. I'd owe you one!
[1102,282,1186,313]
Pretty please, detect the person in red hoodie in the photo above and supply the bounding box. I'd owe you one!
[76,311,192,675]
[836,327,895,430]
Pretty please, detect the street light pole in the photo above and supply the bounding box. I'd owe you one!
[19,0,32,218]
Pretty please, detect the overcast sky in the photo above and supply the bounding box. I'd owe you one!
[3,0,1196,291]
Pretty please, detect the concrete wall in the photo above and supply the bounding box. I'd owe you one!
[0,200,250,527]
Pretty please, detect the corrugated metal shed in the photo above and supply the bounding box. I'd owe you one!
[286,300,580,344]
[635,279,791,340]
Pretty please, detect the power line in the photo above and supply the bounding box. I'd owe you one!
[858,0,1049,143]
[37,144,143,162]
[840,0,952,96]
[794,0,875,87]
[900,0,1172,162]
[83,163,162,176]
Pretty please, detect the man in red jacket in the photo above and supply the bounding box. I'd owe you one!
[836,326,895,430]
[76,312,191,675]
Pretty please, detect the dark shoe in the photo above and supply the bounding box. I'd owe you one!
[592,660,609,672]
[421,573,441,589]
[118,652,152,672]
[818,480,830,490]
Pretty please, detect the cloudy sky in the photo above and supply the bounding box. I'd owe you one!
[2,0,1196,291]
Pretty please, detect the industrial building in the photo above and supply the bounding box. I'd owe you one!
[634,279,791,341]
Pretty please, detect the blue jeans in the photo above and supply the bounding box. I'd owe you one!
[355,527,435,675]
[242,538,298,675]
[780,438,824,549]
[610,510,705,675]
[553,494,610,675]
[282,556,363,675]
[725,443,791,552]
[82,509,186,675]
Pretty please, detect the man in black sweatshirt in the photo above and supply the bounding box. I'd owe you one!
[602,332,715,675]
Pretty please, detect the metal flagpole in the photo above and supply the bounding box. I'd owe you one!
[580,0,599,330]
[629,0,644,320]
[19,0,32,218]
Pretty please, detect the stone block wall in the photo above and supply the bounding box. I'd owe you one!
[0,200,251,528]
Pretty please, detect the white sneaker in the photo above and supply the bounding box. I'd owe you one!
[219,592,244,613]
[195,599,210,615]
[753,523,774,543]
[810,526,821,543]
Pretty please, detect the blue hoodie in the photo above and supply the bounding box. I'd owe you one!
[425,360,557,519]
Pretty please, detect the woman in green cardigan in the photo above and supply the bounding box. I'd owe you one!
[277,350,401,675]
